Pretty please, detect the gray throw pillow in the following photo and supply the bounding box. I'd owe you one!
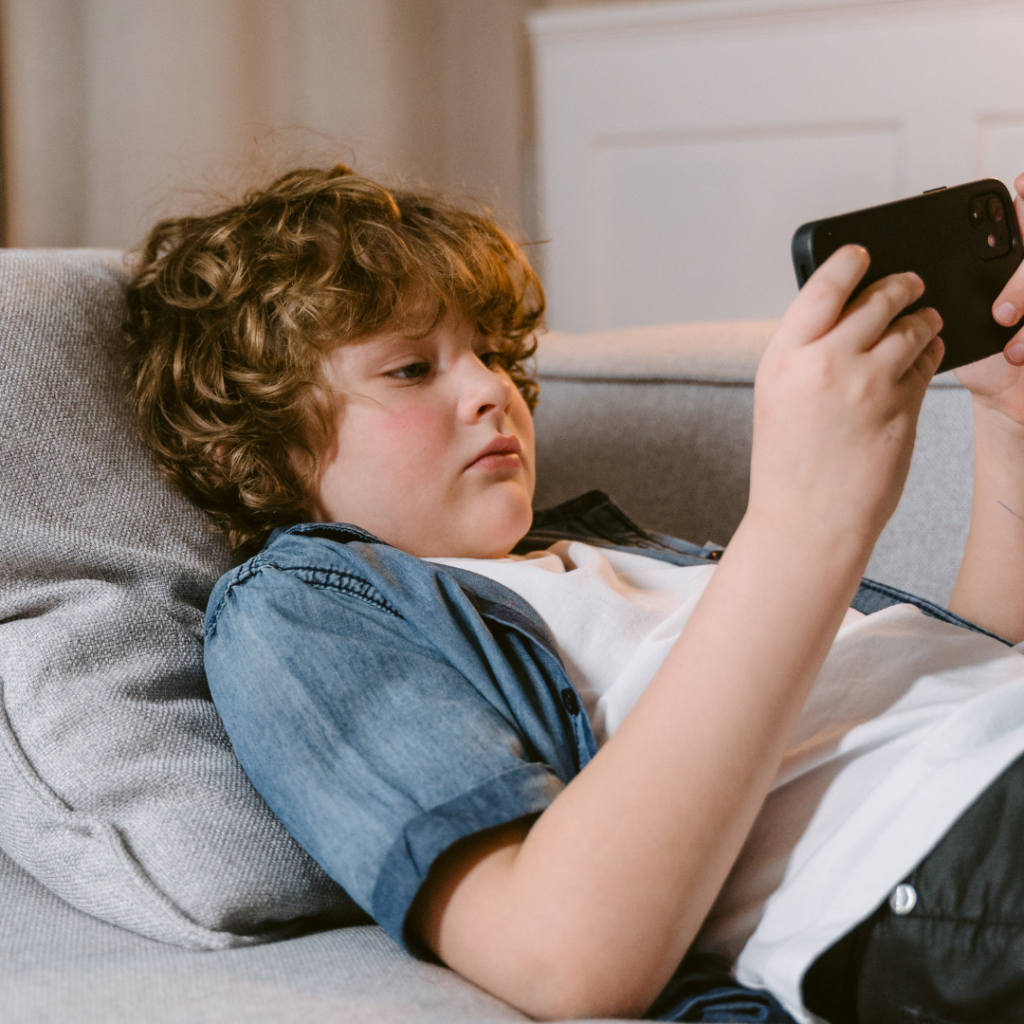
[0,249,361,948]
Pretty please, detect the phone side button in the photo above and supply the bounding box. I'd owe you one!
[922,186,947,193]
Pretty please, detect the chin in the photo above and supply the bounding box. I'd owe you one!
[461,490,534,559]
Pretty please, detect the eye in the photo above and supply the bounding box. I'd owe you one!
[478,350,503,369]
[387,361,431,381]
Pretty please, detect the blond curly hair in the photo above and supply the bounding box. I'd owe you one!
[125,166,545,557]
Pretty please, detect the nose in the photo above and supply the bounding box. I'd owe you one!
[455,352,514,423]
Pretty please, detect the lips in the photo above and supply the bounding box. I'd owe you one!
[467,434,523,470]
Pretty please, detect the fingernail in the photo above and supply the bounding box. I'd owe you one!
[995,302,1019,326]
[1008,341,1024,363]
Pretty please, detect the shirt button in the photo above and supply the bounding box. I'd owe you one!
[889,883,917,916]
[561,689,580,716]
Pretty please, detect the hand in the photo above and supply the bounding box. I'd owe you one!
[749,245,944,552]
[408,255,945,1024]
[956,170,1024,432]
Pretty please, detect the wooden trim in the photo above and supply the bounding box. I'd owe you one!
[528,0,1024,43]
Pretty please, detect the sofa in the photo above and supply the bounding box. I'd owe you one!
[0,249,976,1022]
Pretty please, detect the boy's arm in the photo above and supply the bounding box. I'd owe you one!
[948,405,1024,643]
[950,171,1024,644]
[408,248,944,1021]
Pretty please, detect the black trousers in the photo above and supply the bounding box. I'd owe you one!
[803,751,1024,1023]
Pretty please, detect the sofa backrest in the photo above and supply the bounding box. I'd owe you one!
[534,324,973,606]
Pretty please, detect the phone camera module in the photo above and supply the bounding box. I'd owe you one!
[968,192,1011,259]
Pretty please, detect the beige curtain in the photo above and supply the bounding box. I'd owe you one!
[0,0,537,250]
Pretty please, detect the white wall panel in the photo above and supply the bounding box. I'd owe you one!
[593,124,899,326]
[531,0,1024,330]
[980,117,1024,190]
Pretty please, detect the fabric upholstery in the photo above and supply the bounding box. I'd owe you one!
[0,847,523,1024]
[534,328,973,606]
[0,249,358,949]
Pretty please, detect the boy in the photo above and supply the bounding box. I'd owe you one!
[126,165,1024,1022]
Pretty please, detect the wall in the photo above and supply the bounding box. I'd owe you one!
[532,0,1024,331]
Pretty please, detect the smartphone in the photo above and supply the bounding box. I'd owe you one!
[792,179,1023,371]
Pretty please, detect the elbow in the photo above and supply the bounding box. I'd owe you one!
[489,950,656,1021]
[528,989,652,1022]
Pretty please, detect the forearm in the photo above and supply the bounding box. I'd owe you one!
[949,404,1024,643]
[418,512,871,1019]
[412,251,942,1020]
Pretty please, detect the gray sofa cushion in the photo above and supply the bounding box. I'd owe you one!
[0,249,358,949]
[0,847,524,1024]
[533,324,973,607]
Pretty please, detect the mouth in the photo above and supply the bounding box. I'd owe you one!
[466,434,523,471]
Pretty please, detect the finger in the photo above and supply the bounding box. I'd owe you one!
[1005,333,1024,365]
[830,271,926,352]
[776,244,870,346]
[992,189,1024,327]
[871,307,943,379]
[909,335,945,388]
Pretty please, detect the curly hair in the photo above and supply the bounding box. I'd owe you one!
[125,165,545,557]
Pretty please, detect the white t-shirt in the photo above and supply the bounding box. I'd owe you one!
[432,540,1024,1022]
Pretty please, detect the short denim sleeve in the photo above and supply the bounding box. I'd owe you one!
[204,558,567,952]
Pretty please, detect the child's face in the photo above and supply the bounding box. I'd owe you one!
[310,314,536,558]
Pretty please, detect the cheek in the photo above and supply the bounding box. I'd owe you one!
[512,395,536,465]
[369,407,451,475]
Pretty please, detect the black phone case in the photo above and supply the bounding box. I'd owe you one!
[792,179,1023,372]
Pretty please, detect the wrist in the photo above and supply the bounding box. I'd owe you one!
[732,503,874,580]
[971,401,1024,481]
[971,395,1024,445]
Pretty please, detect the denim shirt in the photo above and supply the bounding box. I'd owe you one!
[204,491,1005,956]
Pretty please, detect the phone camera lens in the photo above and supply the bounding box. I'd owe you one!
[971,193,1012,259]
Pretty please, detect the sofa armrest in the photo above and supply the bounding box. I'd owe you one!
[533,323,972,606]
